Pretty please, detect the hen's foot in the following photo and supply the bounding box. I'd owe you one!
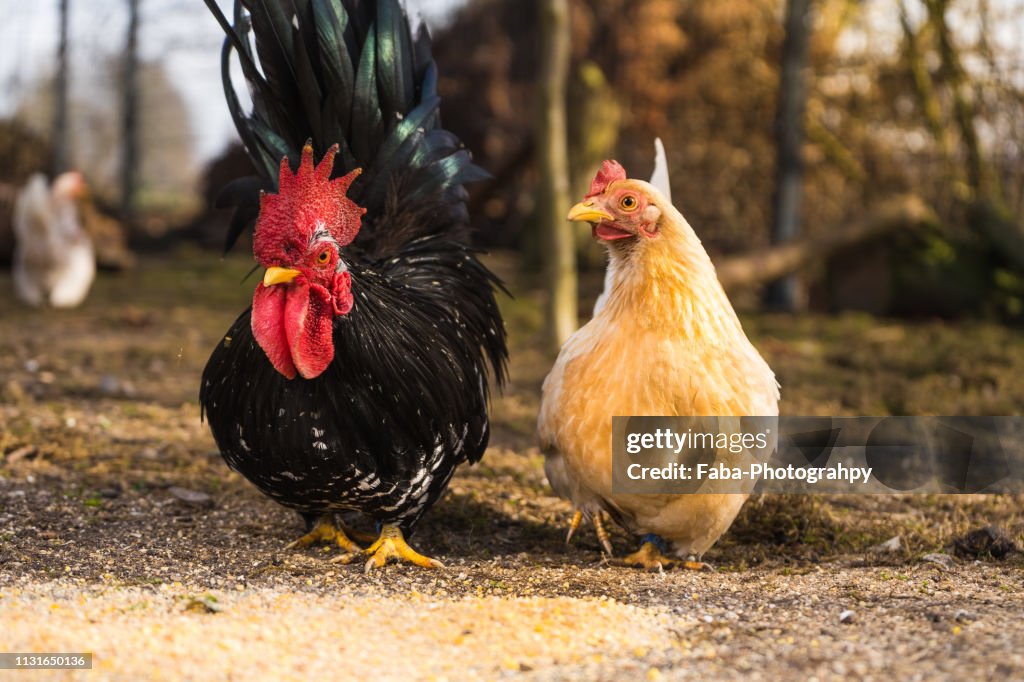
[612,535,710,571]
[565,510,614,555]
[614,541,675,570]
[331,525,444,572]
[285,516,363,553]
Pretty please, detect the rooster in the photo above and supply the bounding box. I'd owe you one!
[12,172,95,308]
[537,151,778,570]
[200,0,506,570]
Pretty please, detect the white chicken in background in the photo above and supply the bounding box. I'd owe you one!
[13,172,95,308]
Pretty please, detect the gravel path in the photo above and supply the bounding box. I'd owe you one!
[3,562,1022,681]
[1,257,1023,680]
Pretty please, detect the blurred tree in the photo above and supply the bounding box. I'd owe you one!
[765,0,814,312]
[433,0,784,253]
[887,0,1024,315]
[15,57,198,220]
[53,0,71,175]
[537,0,577,349]
[433,0,1024,317]
[121,0,140,222]
[568,61,620,268]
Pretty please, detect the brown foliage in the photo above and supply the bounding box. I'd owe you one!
[433,0,786,252]
[435,0,1024,317]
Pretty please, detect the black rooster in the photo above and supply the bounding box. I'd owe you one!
[200,0,507,570]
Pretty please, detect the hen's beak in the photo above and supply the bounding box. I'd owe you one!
[567,200,613,223]
[263,267,301,287]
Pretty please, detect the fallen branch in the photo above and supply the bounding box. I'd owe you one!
[716,194,937,291]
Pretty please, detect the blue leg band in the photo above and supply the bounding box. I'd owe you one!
[640,533,669,554]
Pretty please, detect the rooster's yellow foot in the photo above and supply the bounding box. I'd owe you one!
[337,523,379,545]
[285,515,365,553]
[331,525,444,572]
[565,509,614,555]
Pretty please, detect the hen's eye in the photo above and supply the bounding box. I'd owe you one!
[317,250,331,264]
[620,195,638,211]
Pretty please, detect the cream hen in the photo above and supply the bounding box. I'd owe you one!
[13,172,94,308]
[537,154,779,569]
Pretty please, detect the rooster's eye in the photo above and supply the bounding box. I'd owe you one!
[620,195,638,211]
[317,250,331,265]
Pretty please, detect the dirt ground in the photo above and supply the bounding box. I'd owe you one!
[1,250,1022,681]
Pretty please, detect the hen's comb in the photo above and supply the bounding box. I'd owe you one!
[586,160,627,198]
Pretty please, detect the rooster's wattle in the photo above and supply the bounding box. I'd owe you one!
[200,0,507,570]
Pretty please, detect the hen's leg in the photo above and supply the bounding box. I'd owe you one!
[286,514,364,553]
[592,512,614,556]
[565,510,615,555]
[332,525,444,572]
[565,510,583,543]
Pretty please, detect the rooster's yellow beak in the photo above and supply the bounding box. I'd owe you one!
[567,201,613,223]
[263,267,301,286]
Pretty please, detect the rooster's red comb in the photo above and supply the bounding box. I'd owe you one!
[586,160,627,198]
[253,142,366,266]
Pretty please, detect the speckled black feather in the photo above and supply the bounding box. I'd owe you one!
[201,238,504,528]
[200,0,507,533]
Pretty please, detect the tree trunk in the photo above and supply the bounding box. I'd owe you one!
[926,0,985,197]
[568,61,620,270]
[764,0,813,311]
[537,0,576,350]
[52,0,70,175]
[899,0,954,163]
[907,0,1024,270]
[121,0,140,222]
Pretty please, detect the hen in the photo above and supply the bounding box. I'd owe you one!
[200,0,506,570]
[12,172,94,308]
[537,149,778,569]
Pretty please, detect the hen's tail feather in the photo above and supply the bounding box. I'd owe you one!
[203,0,486,254]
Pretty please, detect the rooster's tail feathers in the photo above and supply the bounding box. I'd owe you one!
[204,0,487,253]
